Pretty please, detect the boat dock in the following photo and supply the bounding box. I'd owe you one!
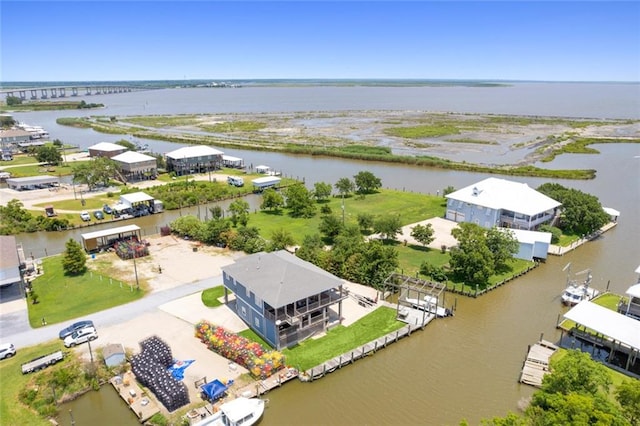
[110,371,160,423]
[302,322,424,381]
[233,367,299,398]
[518,340,558,387]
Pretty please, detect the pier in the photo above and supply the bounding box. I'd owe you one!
[518,339,558,388]
[302,323,424,381]
[110,371,160,423]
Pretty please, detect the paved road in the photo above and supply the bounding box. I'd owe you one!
[0,274,221,349]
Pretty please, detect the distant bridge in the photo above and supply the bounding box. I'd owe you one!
[1,85,155,100]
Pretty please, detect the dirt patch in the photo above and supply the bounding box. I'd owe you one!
[87,235,242,292]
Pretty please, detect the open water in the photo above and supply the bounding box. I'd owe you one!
[7,82,639,425]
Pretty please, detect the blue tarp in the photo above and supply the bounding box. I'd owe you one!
[168,359,195,380]
[200,379,228,401]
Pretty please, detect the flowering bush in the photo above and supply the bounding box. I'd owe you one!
[195,321,285,379]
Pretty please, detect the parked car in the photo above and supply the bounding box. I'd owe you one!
[103,204,113,215]
[80,211,91,222]
[58,320,94,340]
[94,210,104,220]
[0,343,16,360]
[64,327,98,348]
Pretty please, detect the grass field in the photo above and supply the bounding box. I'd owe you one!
[27,256,145,328]
[0,340,65,426]
[248,189,446,245]
[282,306,405,371]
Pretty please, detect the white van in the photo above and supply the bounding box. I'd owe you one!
[227,176,244,187]
[64,326,98,348]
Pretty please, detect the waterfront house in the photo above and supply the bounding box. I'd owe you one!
[88,142,127,158]
[445,177,561,231]
[112,151,157,182]
[221,251,348,350]
[0,236,22,288]
[165,145,223,176]
[0,129,32,153]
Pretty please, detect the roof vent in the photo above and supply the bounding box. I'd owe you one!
[472,187,480,196]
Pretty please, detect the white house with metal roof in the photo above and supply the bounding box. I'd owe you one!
[221,251,348,349]
[165,145,223,176]
[445,177,561,231]
[88,142,127,158]
[111,151,157,181]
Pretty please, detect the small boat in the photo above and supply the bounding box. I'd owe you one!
[192,397,265,426]
[404,295,452,317]
[561,284,599,306]
[561,269,599,306]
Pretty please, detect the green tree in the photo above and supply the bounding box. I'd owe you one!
[450,223,495,285]
[373,215,402,242]
[615,380,640,425]
[269,228,296,252]
[540,349,611,396]
[5,95,22,106]
[537,183,610,236]
[357,213,375,234]
[62,239,87,276]
[36,146,62,165]
[295,234,325,266]
[0,199,38,234]
[260,188,285,212]
[209,205,223,220]
[52,139,63,148]
[227,226,265,253]
[229,199,250,227]
[318,214,343,241]
[169,215,203,239]
[334,177,355,197]
[115,139,137,151]
[313,181,333,201]
[284,184,316,218]
[354,171,382,194]
[485,228,519,272]
[410,223,435,248]
[419,262,448,282]
[442,185,456,197]
[200,217,231,246]
[539,224,561,244]
[359,240,399,288]
[0,114,16,128]
[72,157,119,190]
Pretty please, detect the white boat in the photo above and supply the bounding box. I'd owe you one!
[561,284,599,306]
[404,295,452,317]
[192,397,265,426]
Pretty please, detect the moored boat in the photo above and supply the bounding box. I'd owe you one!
[404,295,452,317]
[192,397,265,426]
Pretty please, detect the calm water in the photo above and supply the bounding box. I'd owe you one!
[8,84,638,425]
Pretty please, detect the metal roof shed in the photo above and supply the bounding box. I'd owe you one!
[120,192,154,207]
[6,175,60,190]
[81,224,141,252]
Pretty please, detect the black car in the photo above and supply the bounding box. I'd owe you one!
[58,320,94,340]
[94,210,104,220]
[103,204,113,214]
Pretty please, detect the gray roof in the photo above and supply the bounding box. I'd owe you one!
[0,236,21,286]
[222,251,343,308]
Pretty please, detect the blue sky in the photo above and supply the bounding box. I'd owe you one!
[2,1,639,82]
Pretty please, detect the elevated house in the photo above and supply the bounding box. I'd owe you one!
[112,151,157,182]
[165,145,223,176]
[0,129,33,154]
[88,142,128,158]
[221,251,348,350]
[445,177,561,231]
[0,236,22,288]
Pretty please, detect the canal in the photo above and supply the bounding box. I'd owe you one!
[7,85,638,425]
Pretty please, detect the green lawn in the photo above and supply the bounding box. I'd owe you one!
[250,189,446,244]
[395,243,449,277]
[0,341,65,426]
[201,286,225,307]
[0,154,43,167]
[282,306,405,371]
[27,256,145,327]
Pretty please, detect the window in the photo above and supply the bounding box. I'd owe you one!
[254,295,262,308]
[254,317,260,328]
[241,306,247,317]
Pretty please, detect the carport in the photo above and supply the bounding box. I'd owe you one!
[81,224,142,253]
[6,175,60,191]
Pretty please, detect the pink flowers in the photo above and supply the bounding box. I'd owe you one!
[195,321,285,379]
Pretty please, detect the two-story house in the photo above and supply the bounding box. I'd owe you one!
[445,177,561,231]
[165,145,223,176]
[221,251,348,350]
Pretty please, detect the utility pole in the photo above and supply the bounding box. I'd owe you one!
[133,250,140,291]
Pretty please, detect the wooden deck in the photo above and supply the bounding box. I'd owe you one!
[519,340,558,388]
[110,371,160,423]
[233,367,299,398]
